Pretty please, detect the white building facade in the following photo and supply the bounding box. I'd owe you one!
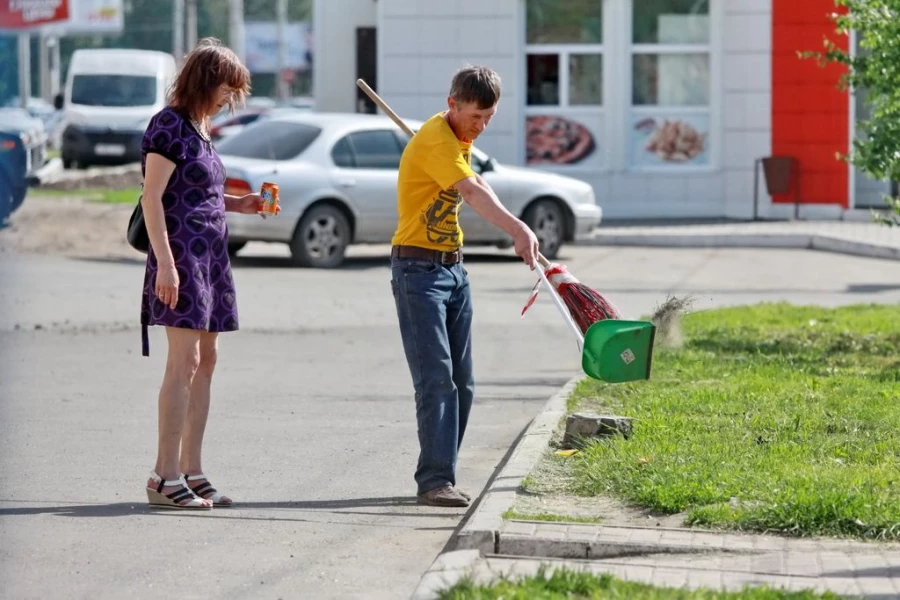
[314,0,781,221]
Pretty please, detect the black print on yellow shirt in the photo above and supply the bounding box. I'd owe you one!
[421,187,462,245]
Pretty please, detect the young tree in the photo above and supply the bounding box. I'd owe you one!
[807,0,900,226]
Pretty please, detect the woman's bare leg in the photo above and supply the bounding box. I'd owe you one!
[180,332,229,502]
[146,327,212,507]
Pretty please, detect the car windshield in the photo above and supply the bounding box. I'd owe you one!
[216,120,322,160]
[71,75,157,107]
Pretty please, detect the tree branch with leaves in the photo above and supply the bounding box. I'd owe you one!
[804,0,900,226]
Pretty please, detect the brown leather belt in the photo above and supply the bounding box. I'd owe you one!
[391,244,462,265]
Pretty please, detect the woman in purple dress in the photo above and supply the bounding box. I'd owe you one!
[140,39,276,510]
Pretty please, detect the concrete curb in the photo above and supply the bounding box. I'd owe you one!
[579,232,900,261]
[446,377,757,563]
[449,376,579,555]
[408,550,483,600]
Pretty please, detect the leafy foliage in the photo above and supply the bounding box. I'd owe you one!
[806,0,900,226]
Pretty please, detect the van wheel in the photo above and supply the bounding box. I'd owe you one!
[290,204,350,268]
[523,199,565,259]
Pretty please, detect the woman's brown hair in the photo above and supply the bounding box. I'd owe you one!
[168,37,251,121]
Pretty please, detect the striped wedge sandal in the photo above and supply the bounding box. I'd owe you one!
[183,473,233,507]
[146,471,212,510]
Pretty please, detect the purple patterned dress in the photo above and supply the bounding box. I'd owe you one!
[139,106,238,356]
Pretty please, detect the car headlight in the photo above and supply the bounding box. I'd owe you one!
[578,186,596,205]
[19,132,30,145]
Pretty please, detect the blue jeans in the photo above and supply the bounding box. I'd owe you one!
[391,257,475,495]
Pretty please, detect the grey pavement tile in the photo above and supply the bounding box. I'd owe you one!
[783,551,824,577]
[501,520,536,537]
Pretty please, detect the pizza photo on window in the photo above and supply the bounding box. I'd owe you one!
[526,115,596,165]
[635,117,707,163]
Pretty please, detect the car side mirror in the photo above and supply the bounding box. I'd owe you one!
[53,93,64,110]
[479,158,494,173]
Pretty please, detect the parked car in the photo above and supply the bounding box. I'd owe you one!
[210,106,313,141]
[5,96,64,148]
[217,112,602,268]
[0,108,48,223]
[60,48,177,169]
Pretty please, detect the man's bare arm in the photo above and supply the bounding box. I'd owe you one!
[456,176,539,267]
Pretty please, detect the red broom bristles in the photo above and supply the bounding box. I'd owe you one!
[546,264,622,334]
[521,262,621,334]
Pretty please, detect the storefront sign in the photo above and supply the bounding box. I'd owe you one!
[630,114,710,167]
[526,112,604,169]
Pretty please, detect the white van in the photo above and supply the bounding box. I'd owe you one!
[60,49,177,169]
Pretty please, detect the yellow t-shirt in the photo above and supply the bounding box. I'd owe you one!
[392,112,476,251]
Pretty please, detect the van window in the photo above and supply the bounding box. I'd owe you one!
[71,75,157,107]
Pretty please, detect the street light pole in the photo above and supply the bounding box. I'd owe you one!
[186,0,197,52]
[228,0,245,63]
[18,33,30,108]
[173,0,184,60]
[276,0,289,100]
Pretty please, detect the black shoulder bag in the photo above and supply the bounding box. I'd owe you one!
[126,186,149,253]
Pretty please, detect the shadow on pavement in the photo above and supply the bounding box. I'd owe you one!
[0,496,456,520]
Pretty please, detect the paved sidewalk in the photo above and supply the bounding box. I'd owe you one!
[412,377,900,599]
[583,220,900,261]
[414,545,900,599]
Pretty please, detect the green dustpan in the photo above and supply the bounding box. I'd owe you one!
[536,262,656,383]
[582,319,656,383]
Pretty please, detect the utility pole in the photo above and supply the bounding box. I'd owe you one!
[186,0,197,53]
[39,33,49,101]
[276,0,289,100]
[49,35,60,99]
[228,0,245,63]
[18,33,30,109]
[173,0,185,60]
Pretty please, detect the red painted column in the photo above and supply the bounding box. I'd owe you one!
[771,0,849,207]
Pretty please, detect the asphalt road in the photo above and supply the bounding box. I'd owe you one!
[1,243,898,599]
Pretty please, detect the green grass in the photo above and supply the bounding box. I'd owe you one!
[564,303,900,540]
[503,510,603,524]
[28,187,140,204]
[438,567,843,599]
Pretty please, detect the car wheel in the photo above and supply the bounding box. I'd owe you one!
[523,199,565,259]
[290,204,351,268]
[227,241,246,256]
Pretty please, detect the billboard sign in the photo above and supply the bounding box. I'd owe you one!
[1,0,123,34]
[0,0,70,30]
[244,21,312,74]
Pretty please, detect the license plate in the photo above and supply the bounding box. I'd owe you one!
[95,144,125,156]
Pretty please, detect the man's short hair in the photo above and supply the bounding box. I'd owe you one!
[449,65,501,109]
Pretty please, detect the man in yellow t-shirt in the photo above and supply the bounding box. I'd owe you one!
[390,65,540,508]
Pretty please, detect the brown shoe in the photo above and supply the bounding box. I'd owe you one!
[457,488,471,502]
[417,485,470,507]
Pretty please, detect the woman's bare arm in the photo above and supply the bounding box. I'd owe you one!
[141,153,177,265]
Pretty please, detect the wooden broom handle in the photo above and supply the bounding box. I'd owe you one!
[356,79,416,138]
[356,78,552,271]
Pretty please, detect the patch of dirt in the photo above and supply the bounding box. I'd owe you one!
[510,447,690,528]
[508,400,691,528]
[0,196,137,260]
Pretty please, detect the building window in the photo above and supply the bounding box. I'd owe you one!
[525,0,605,168]
[629,0,711,168]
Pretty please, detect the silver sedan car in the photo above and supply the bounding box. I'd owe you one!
[217,112,602,268]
